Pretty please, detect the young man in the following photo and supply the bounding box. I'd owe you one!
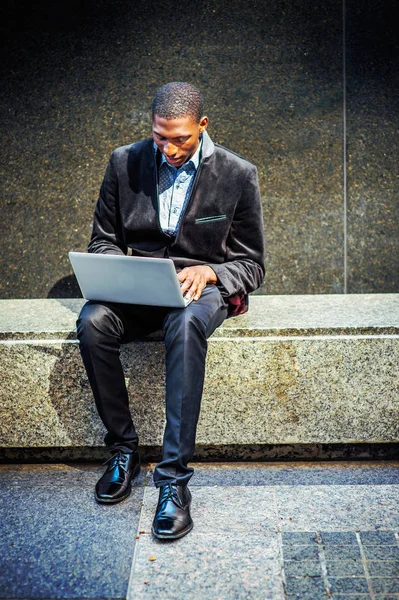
[77,82,265,540]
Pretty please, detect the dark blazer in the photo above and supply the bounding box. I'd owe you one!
[88,131,265,312]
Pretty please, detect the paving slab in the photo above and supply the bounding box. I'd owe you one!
[284,560,322,577]
[361,531,398,545]
[329,576,370,594]
[320,531,359,544]
[129,529,283,600]
[284,576,326,597]
[137,486,279,535]
[0,461,147,487]
[371,579,399,594]
[325,560,366,577]
[323,545,362,560]
[0,483,144,599]
[147,461,399,487]
[129,484,282,599]
[276,485,399,531]
[282,544,320,561]
[0,462,398,599]
[367,561,399,577]
[329,596,370,600]
[281,531,318,544]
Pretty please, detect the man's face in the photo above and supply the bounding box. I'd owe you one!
[152,114,208,168]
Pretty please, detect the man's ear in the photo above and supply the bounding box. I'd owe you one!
[199,116,209,134]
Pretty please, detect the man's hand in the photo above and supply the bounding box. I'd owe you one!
[178,265,217,301]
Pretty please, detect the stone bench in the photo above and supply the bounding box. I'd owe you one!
[1,295,398,460]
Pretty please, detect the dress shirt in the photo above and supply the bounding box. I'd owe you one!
[157,140,202,236]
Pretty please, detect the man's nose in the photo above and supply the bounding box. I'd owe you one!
[164,141,177,156]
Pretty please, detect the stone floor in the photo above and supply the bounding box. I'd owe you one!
[1,461,398,599]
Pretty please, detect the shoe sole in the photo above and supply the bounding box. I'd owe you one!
[151,521,194,540]
[95,464,140,504]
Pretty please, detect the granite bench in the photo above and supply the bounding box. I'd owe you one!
[1,295,398,460]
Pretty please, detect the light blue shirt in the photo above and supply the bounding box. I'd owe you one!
[156,140,202,236]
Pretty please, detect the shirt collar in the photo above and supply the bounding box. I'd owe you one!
[155,137,202,170]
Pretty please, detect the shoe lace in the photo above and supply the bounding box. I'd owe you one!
[159,483,181,507]
[102,451,129,473]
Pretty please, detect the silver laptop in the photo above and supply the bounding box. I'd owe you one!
[69,252,193,308]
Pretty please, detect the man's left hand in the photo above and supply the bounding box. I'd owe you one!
[178,265,217,301]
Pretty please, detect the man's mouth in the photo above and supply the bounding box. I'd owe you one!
[165,155,182,165]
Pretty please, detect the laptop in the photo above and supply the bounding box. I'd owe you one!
[69,252,193,308]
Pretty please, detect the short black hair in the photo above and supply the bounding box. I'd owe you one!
[151,82,204,123]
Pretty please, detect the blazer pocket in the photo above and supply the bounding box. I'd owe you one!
[195,214,227,224]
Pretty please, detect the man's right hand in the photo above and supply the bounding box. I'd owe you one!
[178,265,217,301]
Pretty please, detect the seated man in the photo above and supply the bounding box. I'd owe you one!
[77,81,265,540]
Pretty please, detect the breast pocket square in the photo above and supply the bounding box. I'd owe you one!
[195,214,227,224]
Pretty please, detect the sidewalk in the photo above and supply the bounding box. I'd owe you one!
[1,461,398,599]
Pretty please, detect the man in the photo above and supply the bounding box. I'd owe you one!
[77,82,265,540]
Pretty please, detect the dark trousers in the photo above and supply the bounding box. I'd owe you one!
[76,285,228,487]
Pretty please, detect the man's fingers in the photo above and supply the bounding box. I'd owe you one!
[177,266,213,301]
[184,275,200,298]
[177,268,190,285]
[177,270,185,282]
[186,277,201,299]
[179,271,193,295]
[192,281,205,301]
[178,270,204,300]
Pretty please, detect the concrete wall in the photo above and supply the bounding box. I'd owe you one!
[1,0,398,298]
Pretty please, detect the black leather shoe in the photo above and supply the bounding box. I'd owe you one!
[152,483,193,539]
[95,450,140,504]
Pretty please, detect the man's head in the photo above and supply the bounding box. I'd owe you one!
[151,82,208,168]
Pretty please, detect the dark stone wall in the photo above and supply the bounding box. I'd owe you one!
[346,0,399,292]
[0,0,398,298]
